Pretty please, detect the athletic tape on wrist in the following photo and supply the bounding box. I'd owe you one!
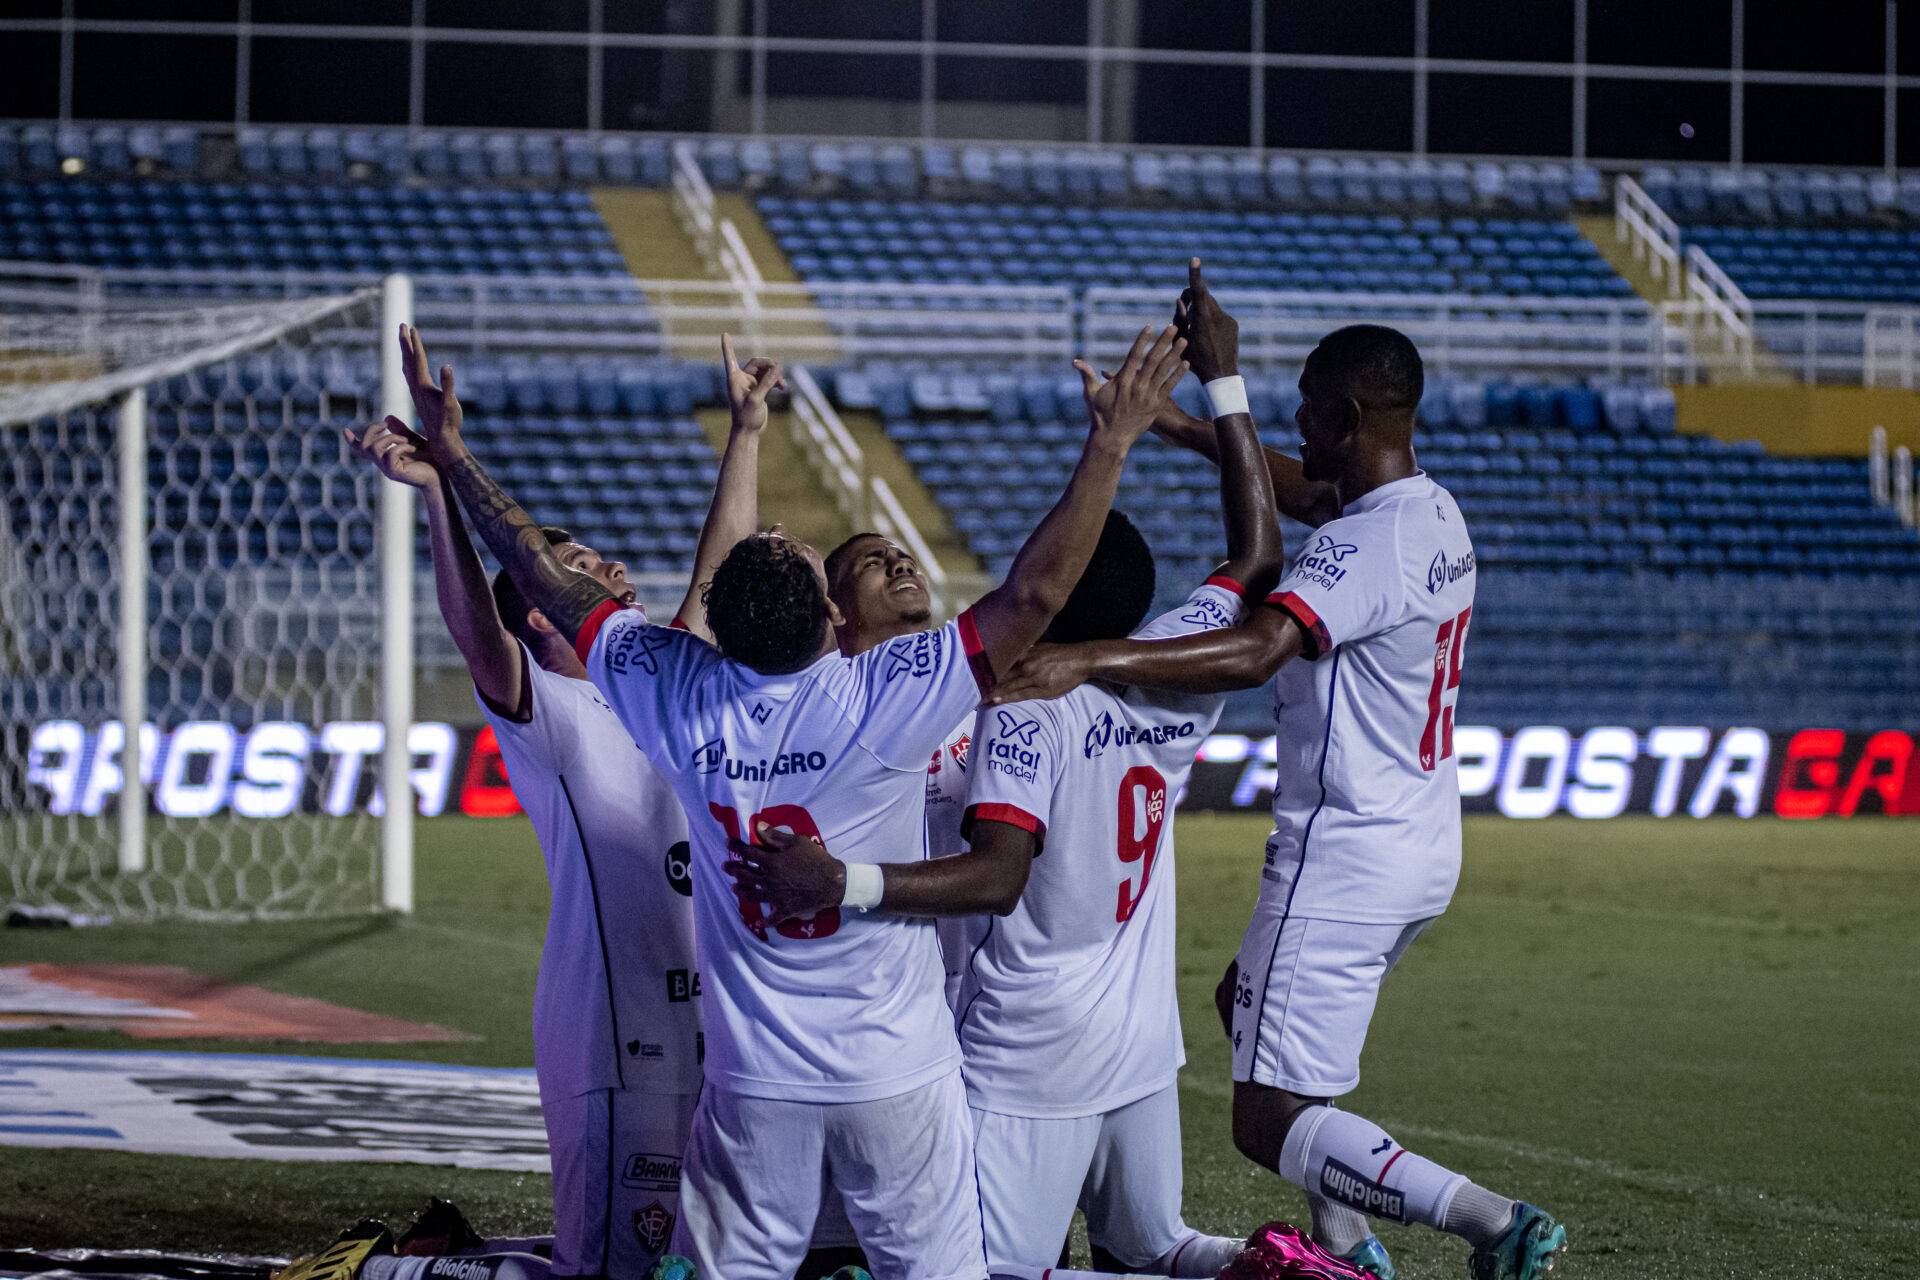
[842,862,884,911]
[1204,375,1249,420]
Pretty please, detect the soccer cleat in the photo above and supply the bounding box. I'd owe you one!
[1217,1222,1371,1280]
[650,1256,698,1280]
[395,1198,486,1257]
[1467,1203,1567,1280]
[1340,1236,1395,1280]
[820,1270,872,1280]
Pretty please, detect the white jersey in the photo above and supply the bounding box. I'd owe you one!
[955,580,1247,1117]
[476,644,699,1101]
[580,604,992,1103]
[925,716,977,1009]
[1263,471,1476,925]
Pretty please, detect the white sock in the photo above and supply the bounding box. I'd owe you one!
[1154,1231,1246,1276]
[1307,1193,1370,1255]
[1279,1105,1511,1244]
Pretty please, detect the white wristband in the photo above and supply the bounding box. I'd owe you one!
[1204,374,1249,420]
[841,862,884,912]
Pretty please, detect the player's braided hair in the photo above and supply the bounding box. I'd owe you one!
[492,526,575,645]
[704,533,831,673]
[1042,509,1157,645]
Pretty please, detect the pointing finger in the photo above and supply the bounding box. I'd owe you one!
[440,364,456,406]
[1118,325,1155,379]
[720,332,739,375]
[1188,257,1208,297]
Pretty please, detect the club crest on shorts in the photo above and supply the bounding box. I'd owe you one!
[632,1200,674,1254]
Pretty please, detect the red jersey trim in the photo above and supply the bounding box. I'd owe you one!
[957,606,995,696]
[668,616,690,631]
[572,598,625,665]
[964,802,1046,854]
[1204,573,1247,598]
[1269,590,1332,660]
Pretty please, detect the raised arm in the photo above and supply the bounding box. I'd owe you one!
[987,604,1307,702]
[345,411,524,714]
[725,821,1034,922]
[674,333,782,641]
[1176,259,1286,597]
[965,325,1188,677]
[400,325,616,644]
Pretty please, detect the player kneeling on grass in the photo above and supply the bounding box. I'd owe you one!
[347,324,717,1280]
[728,269,1282,1277]
[417,324,1188,1280]
[984,270,1566,1280]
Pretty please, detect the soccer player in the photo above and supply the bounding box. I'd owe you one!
[343,322,771,1278]
[984,295,1568,1280]
[418,325,1189,1280]
[729,264,1276,1277]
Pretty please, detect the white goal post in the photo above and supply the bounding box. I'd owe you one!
[0,271,416,920]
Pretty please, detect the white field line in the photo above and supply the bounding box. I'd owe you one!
[1175,1072,1920,1233]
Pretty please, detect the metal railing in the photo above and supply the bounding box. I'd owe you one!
[1614,174,1684,294]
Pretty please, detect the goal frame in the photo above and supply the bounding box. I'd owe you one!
[100,273,417,912]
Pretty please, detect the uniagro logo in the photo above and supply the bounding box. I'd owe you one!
[1083,709,1196,759]
[690,739,826,780]
[1426,547,1475,595]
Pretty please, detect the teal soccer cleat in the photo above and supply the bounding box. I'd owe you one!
[1468,1203,1567,1280]
[1342,1236,1395,1280]
[650,1257,697,1280]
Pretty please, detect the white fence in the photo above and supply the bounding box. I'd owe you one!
[13,257,1920,386]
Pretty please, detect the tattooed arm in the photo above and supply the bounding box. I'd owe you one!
[400,324,616,644]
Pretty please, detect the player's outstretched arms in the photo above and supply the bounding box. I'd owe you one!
[1152,261,1337,529]
[674,333,783,641]
[1176,259,1287,597]
[345,410,524,714]
[725,822,1032,921]
[966,325,1189,678]
[987,603,1307,704]
[401,326,616,644]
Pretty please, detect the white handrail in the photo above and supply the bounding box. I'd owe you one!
[1870,425,1890,505]
[670,139,716,247]
[789,364,866,527]
[1614,173,1683,296]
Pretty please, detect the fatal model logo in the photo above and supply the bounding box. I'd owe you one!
[1083,710,1197,758]
[883,628,945,681]
[691,739,826,780]
[603,619,675,676]
[1178,593,1236,631]
[987,710,1044,782]
[1296,534,1358,586]
[1426,547,1475,595]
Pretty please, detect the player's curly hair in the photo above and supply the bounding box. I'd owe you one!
[492,526,575,645]
[704,533,831,673]
[1042,510,1157,645]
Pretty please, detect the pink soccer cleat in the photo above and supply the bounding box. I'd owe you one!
[1216,1222,1373,1280]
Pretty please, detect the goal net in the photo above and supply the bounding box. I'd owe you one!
[0,275,415,921]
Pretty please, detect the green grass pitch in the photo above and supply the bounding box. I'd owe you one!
[3,814,1916,1278]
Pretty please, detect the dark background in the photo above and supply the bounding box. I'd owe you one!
[2,0,1908,162]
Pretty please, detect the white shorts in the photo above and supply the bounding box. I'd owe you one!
[542,1087,693,1279]
[1230,894,1434,1096]
[672,1069,987,1280]
[971,1084,1204,1271]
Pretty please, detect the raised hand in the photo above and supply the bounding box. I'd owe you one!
[398,323,464,460]
[1076,324,1189,448]
[724,823,844,925]
[984,642,1097,706]
[344,415,437,490]
[1174,257,1238,384]
[720,332,785,434]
